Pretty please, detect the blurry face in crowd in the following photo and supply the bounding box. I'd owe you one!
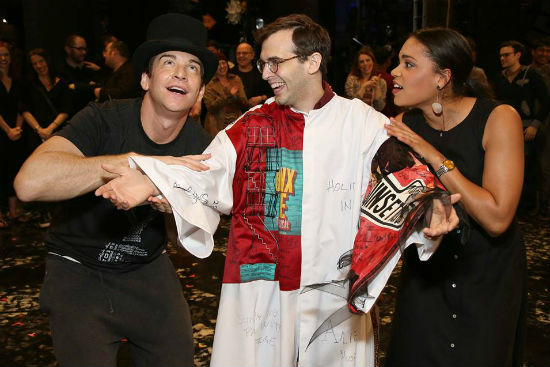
[0,46,11,71]
[217,59,228,77]
[499,46,521,70]
[236,43,254,69]
[30,54,49,77]
[532,45,550,66]
[391,37,441,109]
[141,50,204,114]
[103,42,116,68]
[260,29,311,111]
[67,36,88,64]
[358,53,374,78]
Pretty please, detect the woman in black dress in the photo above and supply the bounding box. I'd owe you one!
[0,41,26,227]
[22,48,70,152]
[384,28,526,366]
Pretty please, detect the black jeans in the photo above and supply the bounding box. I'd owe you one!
[40,254,194,367]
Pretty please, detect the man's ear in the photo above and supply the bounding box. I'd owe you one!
[197,84,205,101]
[140,72,150,91]
[307,52,322,74]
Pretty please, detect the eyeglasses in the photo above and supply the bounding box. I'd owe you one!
[70,46,88,52]
[256,55,300,73]
[236,51,253,56]
[499,52,513,58]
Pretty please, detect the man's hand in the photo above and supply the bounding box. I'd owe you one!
[148,195,173,214]
[423,193,461,239]
[37,126,55,140]
[7,127,22,141]
[82,61,101,71]
[95,164,159,210]
[248,95,265,107]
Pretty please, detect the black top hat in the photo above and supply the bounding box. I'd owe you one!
[133,13,218,83]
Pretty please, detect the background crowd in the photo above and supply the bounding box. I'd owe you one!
[1,20,548,228]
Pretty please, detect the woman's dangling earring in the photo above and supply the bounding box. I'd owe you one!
[431,85,443,115]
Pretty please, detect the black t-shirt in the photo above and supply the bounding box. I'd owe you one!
[46,98,212,272]
[229,66,272,101]
[57,60,100,116]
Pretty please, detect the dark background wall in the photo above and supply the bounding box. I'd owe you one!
[1,0,548,95]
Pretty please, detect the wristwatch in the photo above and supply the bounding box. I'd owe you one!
[436,159,455,177]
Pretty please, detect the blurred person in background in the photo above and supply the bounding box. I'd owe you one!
[0,41,27,227]
[23,48,71,149]
[529,37,550,217]
[345,45,387,111]
[58,34,101,115]
[203,50,248,136]
[494,40,548,215]
[230,42,271,107]
[93,40,139,102]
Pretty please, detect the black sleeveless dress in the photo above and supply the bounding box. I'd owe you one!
[385,98,526,366]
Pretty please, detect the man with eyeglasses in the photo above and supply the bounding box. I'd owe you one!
[230,42,272,107]
[58,34,101,116]
[494,40,549,215]
[96,14,459,366]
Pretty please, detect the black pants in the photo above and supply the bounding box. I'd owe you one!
[40,254,194,367]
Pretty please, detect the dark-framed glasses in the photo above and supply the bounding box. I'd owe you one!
[256,55,300,73]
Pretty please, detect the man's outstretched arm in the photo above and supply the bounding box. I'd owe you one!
[14,136,133,202]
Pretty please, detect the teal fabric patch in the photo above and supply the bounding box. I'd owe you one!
[265,148,303,235]
[240,263,276,282]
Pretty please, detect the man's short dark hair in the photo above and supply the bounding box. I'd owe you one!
[500,40,524,54]
[109,40,130,59]
[531,37,550,50]
[65,34,84,47]
[255,14,331,79]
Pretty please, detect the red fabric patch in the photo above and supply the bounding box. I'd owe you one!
[223,102,305,291]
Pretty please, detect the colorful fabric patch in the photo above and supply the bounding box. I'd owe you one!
[264,148,303,235]
[240,263,276,282]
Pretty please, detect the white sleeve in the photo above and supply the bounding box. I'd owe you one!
[130,131,236,258]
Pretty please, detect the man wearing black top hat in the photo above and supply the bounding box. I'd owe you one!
[14,13,217,366]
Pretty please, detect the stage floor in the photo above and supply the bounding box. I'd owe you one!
[1,211,548,366]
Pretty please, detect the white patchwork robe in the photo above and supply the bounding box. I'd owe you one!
[131,88,438,367]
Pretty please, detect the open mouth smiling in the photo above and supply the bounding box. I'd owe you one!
[167,86,187,95]
[270,82,285,91]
